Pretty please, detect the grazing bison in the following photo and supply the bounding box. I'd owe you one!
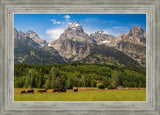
[53,89,66,93]
[60,89,66,92]
[27,89,34,93]
[52,89,60,93]
[37,89,47,93]
[73,89,78,92]
[20,90,26,94]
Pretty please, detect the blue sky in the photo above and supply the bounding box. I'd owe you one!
[14,14,146,42]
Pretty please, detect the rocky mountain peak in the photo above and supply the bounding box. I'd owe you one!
[128,26,145,36]
[97,29,105,34]
[53,22,94,44]
[90,30,106,39]
[69,22,81,27]
[26,30,39,39]
[14,28,48,48]
[132,26,144,31]
[118,26,146,45]
[90,30,118,46]
[64,22,84,35]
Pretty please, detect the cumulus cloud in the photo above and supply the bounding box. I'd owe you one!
[51,19,61,24]
[51,15,72,26]
[64,15,72,25]
[67,22,72,25]
[64,15,70,19]
[46,28,65,41]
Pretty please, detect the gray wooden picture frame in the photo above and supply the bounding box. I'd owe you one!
[0,0,160,115]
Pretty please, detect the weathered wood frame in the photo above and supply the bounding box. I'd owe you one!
[0,0,160,115]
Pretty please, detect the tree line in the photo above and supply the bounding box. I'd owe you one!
[14,63,146,89]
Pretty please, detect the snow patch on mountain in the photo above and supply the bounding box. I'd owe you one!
[70,22,81,28]
[48,42,51,47]
[101,40,111,43]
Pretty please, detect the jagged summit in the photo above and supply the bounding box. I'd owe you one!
[51,21,94,44]
[69,22,81,28]
[90,29,117,46]
[118,26,146,45]
[128,26,145,36]
[26,30,38,35]
[97,29,104,34]
[99,29,104,33]
[132,26,144,31]
[91,30,105,35]
[26,30,39,39]
[64,22,84,34]
[14,28,48,48]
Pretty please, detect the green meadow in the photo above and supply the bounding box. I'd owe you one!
[14,88,146,101]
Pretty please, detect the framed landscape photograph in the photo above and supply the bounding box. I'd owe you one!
[14,14,146,101]
[0,0,160,115]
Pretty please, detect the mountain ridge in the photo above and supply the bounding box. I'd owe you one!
[14,22,146,69]
[49,22,146,68]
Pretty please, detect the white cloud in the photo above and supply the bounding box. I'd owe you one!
[64,15,70,19]
[46,28,65,41]
[67,22,72,25]
[64,15,72,26]
[51,19,61,24]
[51,15,72,27]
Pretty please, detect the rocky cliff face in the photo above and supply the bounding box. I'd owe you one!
[118,26,146,45]
[26,31,48,48]
[117,41,146,67]
[14,28,48,48]
[50,22,94,61]
[90,30,119,46]
[57,22,94,43]
[50,38,91,61]
[14,28,66,64]
[50,23,146,68]
[116,26,146,67]
[82,44,142,69]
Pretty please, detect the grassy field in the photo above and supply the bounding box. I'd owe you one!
[14,88,146,101]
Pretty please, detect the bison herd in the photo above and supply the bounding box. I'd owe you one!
[20,88,78,94]
[37,89,47,93]
[52,89,66,93]
[20,89,34,94]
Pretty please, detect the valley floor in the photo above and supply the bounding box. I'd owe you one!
[14,88,146,101]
